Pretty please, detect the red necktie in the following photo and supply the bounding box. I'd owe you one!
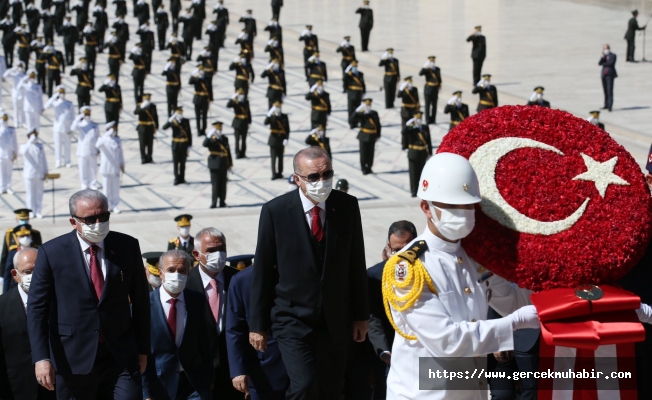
[167,298,177,340]
[89,245,104,301]
[312,206,324,242]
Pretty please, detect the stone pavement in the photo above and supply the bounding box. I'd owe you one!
[1,0,651,268]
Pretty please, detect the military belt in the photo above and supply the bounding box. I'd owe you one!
[86,41,97,46]
[401,103,418,108]
[342,56,354,60]
[310,74,324,79]
[270,129,285,135]
[166,82,179,86]
[194,91,208,96]
[209,151,228,156]
[236,75,249,80]
[18,44,29,48]
[451,120,460,125]
[305,46,315,50]
[36,60,45,63]
[409,144,427,151]
[138,121,155,125]
[106,98,120,102]
[134,65,145,69]
[312,106,328,111]
[172,138,188,142]
[426,82,440,86]
[109,55,121,59]
[234,114,248,119]
[479,100,494,106]
[385,72,397,76]
[360,127,377,134]
[48,66,60,70]
[79,82,91,87]
[348,86,363,91]
[269,84,283,90]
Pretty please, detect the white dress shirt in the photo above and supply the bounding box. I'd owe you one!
[159,288,187,346]
[198,265,225,335]
[179,236,190,249]
[76,232,107,280]
[18,284,28,308]
[298,189,325,229]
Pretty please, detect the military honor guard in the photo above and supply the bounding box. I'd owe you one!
[443,91,469,131]
[189,64,212,137]
[305,78,331,129]
[472,74,498,112]
[154,4,169,50]
[227,88,252,159]
[112,14,129,61]
[527,86,550,108]
[0,112,17,194]
[397,76,419,132]
[17,69,43,133]
[82,22,99,73]
[264,101,290,180]
[350,98,381,174]
[70,57,94,109]
[587,110,605,130]
[305,51,327,88]
[19,130,48,219]
[205,19,221,66]
[402,111,432,197]
[170,0,181,32]
[136,22,155,73]
[93,5,109,50]
[379,48,399,108]
[113,0,127,18]
[197,46,216,88]
[129,43,147,104]
[2,225,37,293]
[14,25,30,67]
[0,17,16,68]
[71,1,88,44]
[52,0,66,35]
[264,35,284,67]
[9,0,23,27]
[95,121,124,213]
[162,56,181,116]
[0,209,42,283]
[355,0,373,51]
[105,31,123,80]
[599,44,617,112]
[30,36,45,88]
[44,86,75,168]
[162,107,192,185]
[261,58,286,109]
[466,25,487,85]
[71,106,100,189]
[335,179,349,193]
[336,36,356,91]
[271,0,283,19]
[204,121,232,208]
[60,17,78,66]
[134,93,159,164]
[179,7,196,59]
[98,73,123,123]
[625,9,646,62]
[134,0,150,25]
[305,125,331,158]
[168,214,194,253]
[229,50,254,97]
[419,56,442,124]
[142,251,163,290]
[235,28,252,56]
[39,43,64,97]
[239,9,256,55]
[24,1,40,41]
[299,24,318,65]
[264,17,282,44]
[166,32,186,61]
[344,61,366,127]
[191,0,206,40]
[3,62,25,127]
[213,0,228,48]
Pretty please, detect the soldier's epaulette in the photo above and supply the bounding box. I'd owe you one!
[397,240,428,265]
[168,238,177,244]
[8,244,18,251]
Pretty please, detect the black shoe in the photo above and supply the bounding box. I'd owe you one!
[368,169,374,174]
[276,173,283,179]
[362,170,369,175]
[210,204,217,209]
[219,203,227,208]
[173,180,179,185]
[601,106,609,110]
[236,155,244,159]
[271,175,277,180]
[411,193,417,198]
[178,179,187,184]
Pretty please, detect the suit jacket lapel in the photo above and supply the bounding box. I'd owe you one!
[322,197,338,280]
[287,190,318,273]
[152,288,175,344]
[68,230,96,300]
[99,232,119,304]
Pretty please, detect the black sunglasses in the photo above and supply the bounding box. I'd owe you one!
[73,212,111,225]
[296,169,335,183]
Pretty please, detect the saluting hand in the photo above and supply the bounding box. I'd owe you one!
[352,320,369,342]
[249,331,268,352]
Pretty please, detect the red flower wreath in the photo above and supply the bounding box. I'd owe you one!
[437,106,652,291]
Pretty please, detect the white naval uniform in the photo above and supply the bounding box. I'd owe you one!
[3,69,25,127]
[387,227,532,400]
[0,56,6,106]
[17,77,43,133]
[19,136,48,215]
[95,133,124,210]
[71,116,99,189]
[0,122,17,192]
[44,94,75,165]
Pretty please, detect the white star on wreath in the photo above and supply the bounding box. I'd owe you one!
[572,153,629,198]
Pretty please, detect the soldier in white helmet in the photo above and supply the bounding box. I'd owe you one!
[384,152,539,400]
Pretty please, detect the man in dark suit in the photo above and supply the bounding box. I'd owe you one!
[0,247,55,400]
[167,214,195,255]
[250,147,369,400]
[189,227,241,400]
[204,121,233,208]
[27,189,150,399]
[365,221,417,400]
[624,9,646,62]
[227,261,289,400]
[599,44,617,112]
[142,249,215,400]
[355,0,373,51]
[466,25,486,85]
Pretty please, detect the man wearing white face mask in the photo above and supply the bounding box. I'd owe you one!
[384,153,539,400]
[143,250,215,400]
[443,90,469,132]
[168,214,195,255]
[20,130,47,219]
[250,147,369,400]
[0,112,18,194]
[189,227,241,399]
[3,61,26,128]
[17,69,43,133]
[44,85,75,168]
[526,86,550,108]
[3,225,37,293]
[71,106,100,190]
[95,121,124,214]
[27,189,150,398]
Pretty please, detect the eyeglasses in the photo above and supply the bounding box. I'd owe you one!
[73,212,111,225]
[296,169,335,183]
[386,243,400,256]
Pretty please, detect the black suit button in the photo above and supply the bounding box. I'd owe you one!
[94,328,99,333]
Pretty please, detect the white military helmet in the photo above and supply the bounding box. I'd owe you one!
[417,153,481,204]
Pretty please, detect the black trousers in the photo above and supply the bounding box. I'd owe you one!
[133,77,144,104]
[601,75,614,110]
[184,38,193,59]
[172,146,187,182]
[424,89,439,124]
[234,125,248,157]
[176,371,198,399]
[270,145,284,176]
[105,108,120,124]
[97,29,105,52]
[194,102,208,136]
[408,156,427,196]
[383,76,397,108]
[235,79,249,97]
[348,93,363,128]
[276,330,347,400]
[343,340,372,400]
[36,65,46,88]
[77,89,91,110]
[64,43,75,65]
[472,57,485,85]
[360,27,371,51]
[626,38,636,61]
[4,44,13,67]
[167,90,179,117]
[108,59,120,81]
[310,110,327,129]
[217,29,226,48]
[359,139,376,173]
[56,342,141,400]
[138,130,154,163]
[271,4,281,19]
[210,167,227,206]
[157,28,166,50]
[47,73,61,97]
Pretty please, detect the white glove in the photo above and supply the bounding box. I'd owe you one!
[508,305,539,330]
[636,303,652,324]
[282,139,288,146]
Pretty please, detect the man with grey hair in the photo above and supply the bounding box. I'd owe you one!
[27,189,150,399]
[189,227,241,399]
[250,147,369,399]
[142,249,215,400]
[0,247,55,399]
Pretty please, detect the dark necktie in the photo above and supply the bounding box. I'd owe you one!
[168,298,177,340]
[312,206,324,242]
[89,245,104,301]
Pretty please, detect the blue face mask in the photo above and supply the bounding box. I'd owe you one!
[352,67,358,73]
[18,220,28,225]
